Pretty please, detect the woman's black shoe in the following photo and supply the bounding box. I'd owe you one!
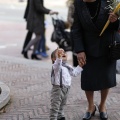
[83,105,96,120]
[100,112,108,120]
[31,54,42,60]
[98,105,108,120]
[23,51,28,59]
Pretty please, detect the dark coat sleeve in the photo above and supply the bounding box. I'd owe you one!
[71,0,85,53]
[24,0,29,19]
[34,0,50,14]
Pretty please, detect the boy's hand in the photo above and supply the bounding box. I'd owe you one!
[58,49,63,58]
[55,48,62,58]
[55,48,64,59]
[77,52,86,67]
[78,60,84,67]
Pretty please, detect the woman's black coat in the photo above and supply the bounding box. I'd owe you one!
[26,0,50,34]
[24,0,30,20]
[72,0,120,57]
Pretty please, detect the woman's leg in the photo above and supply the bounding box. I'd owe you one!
[83,91,96,119]
[99,88,109,112]
[85,91,95,112]
[23,33,41,59]
[24,33,41,52]
[33,34,41,54]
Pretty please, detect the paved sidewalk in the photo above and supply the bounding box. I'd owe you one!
[0,55,119,120]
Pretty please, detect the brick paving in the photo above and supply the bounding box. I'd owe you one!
[0,55,119,120]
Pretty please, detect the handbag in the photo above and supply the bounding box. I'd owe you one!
[108,31,120,60]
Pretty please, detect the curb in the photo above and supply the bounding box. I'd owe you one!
[0,82,10,110]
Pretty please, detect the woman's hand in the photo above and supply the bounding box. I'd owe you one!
[49,11,58,15]
[77,52,86,67]
[108,12,118,23]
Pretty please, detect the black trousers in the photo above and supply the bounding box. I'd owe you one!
[22,31,33,50]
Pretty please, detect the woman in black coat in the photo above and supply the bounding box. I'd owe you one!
[23,0,58,59]
[72,0,119,119]
[21,0,33,54]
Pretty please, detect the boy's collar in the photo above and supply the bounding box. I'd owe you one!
[62,60,67,65]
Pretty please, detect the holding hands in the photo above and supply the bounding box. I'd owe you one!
[77,52,86,67]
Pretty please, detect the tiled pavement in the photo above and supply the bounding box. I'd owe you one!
[0,55,119,120]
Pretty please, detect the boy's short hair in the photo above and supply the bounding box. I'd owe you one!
[51,49,57,63]
[51,49,56,59]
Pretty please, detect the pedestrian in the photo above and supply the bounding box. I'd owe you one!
[21,0,33,55]
[66,0,78,67]
[35,26,48,58]
[22,0,58,60]
[66,0,74,28]
[50,48,83,120]
[71,0,119,120]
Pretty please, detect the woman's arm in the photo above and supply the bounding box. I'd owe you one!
[34,0,50,14]
[71,0,84,53]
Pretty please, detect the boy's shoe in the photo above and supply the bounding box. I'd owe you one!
[57,117,65,120]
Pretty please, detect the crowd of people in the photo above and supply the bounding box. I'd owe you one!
[21,0,119,120]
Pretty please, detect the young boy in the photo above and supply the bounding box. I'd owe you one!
[50,48,83,120]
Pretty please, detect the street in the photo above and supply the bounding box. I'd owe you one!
[0,0,72,62]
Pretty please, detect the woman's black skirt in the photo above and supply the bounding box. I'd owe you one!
[81,56,116,91]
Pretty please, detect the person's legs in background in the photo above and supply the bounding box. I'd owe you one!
[23,33,41,60]
[35,35,48,58]
[31,34,42,60]
[21,31,32,54]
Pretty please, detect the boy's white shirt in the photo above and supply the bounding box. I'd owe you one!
[52,58,83,86]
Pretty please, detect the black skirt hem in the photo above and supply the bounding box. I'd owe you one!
[81,84,116,91]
